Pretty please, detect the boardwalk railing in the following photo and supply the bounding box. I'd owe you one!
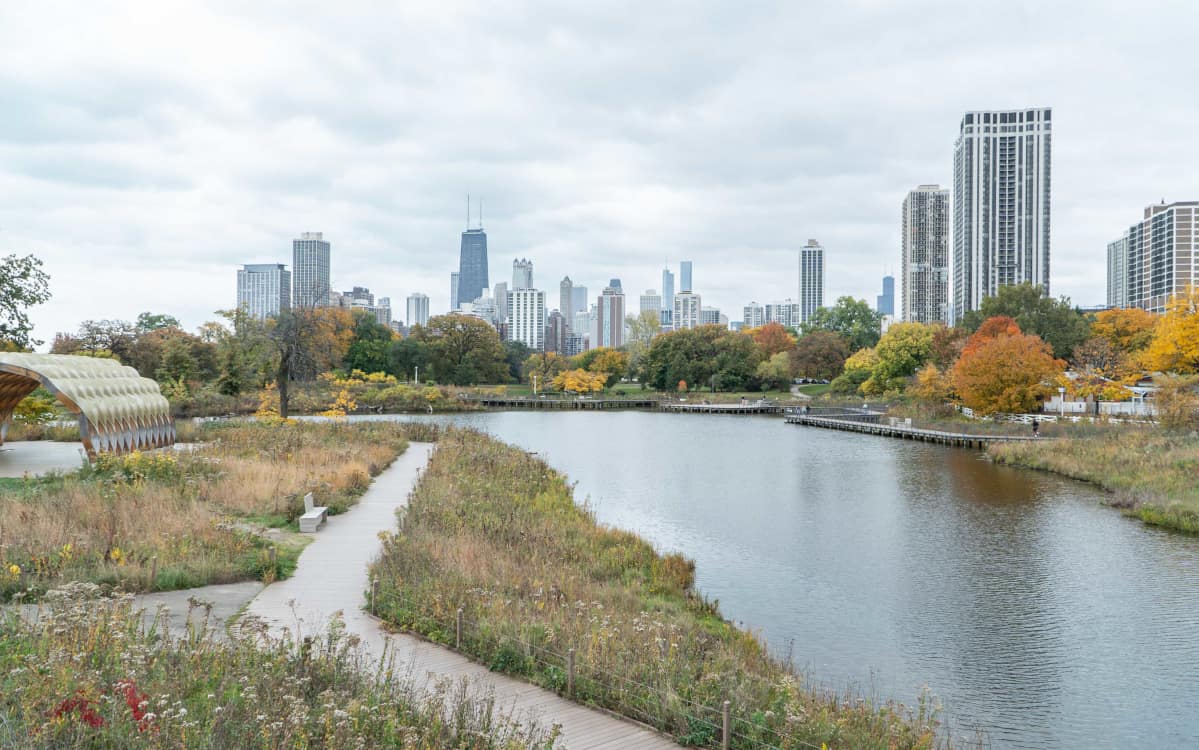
[785,413,1042,448]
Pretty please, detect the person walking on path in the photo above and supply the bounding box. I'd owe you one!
[1032,418,1040,438]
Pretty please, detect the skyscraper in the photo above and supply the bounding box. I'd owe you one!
[743,302,764,328]
[877,275,895,317]
[406,293,430,328]
[673,291,701,330]
[953,108,1052,322]
[902,185,951,324]
[661,268,675,310]
[596,283,626,349]
[237,263,291,320]
[449,272,460,312]
[509,288,546,350]
[640,290,662,316]
[680,261,693,293]
[799,239,824,324]
[545,311,568,354]
[493,282,509,323]
[571,286,588,314]
[457,226,489,309]
[765,299,801,329]
[559,276,573,317]
[512,258,533,290]
[292,232,330,308]
[1109,201,1198,313]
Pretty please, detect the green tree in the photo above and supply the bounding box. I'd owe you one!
[755,351,793,390]
[135,312,181,333]
[156,336,198,384]
[502,341,532,382]
[0,253,51,349]
[413,315,509,385]
[829,347,878,396]
[862,322,935,395]
[790,331,850,380]
[387,336,431,381]
[640,325,761,392]
[344,311,395,375]
[960,282,1090,360]
[802,297,882,352]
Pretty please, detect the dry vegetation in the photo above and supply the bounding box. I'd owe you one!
[990,429,1199,533]
[371,429,947,750]
[0,583,557,749]
[0,420,409,599]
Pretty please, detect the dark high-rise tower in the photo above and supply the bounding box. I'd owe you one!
[456,197,489,308]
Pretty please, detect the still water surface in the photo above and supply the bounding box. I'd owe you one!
[368,411,1199,748]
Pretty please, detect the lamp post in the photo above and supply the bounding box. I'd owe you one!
[1058,386,1066,418]
[533,374,539,395]
[414,365,419,384]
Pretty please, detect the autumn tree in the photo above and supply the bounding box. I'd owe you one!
[930,324,969,370]
[576,347,630,387]
[960,282,1090,359]
[267,306,354,417]
[1152,375,1199,431]
[951,326,1064,415]
[790,331,849,380]
[523,352,569,386]
[802,297,882,352]
[0,253,51,349]
[1141,287,1199,374]
[829,347,878,396]
[1070,337,1124,377]
[749,322,797,358]
[638,325,761,392]
[909,363,954,415]
[1090,307,1157,354]
[552,368,606,394]
[862,322,934,395]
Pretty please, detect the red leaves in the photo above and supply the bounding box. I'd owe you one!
[48,679,153,733]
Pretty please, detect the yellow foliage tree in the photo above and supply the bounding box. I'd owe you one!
[552,368,607,394]
[909,363,953,407]
[320,389,357,418]
[1090,307,1158,353]
[1142,287,1199,374]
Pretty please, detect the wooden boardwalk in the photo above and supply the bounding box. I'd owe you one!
[468,395,660,410]
[660,402,784,415]
[245,444,680,749]
[785,414,1044,449]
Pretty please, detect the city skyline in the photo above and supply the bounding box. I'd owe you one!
[7,4,1198,344]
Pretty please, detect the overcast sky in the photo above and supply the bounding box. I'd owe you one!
[3,1,1197,345]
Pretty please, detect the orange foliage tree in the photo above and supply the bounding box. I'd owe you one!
[951,317,1064,415]
[749,322,797,357]
[1090,307,1158,354]
[1142,287,1199,374]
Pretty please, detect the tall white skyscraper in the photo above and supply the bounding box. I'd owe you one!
[799,239,824,324]
[512,258,533,290]
[237,264,291,320]
[559,276,573,316]
[680,261,693,292]
[1108,201,1198,313]
[673,291,701,330]
[449,272,460,312]
[509,288,546,350]
[953,108,1052,322]
[902,185,951,324]
[765,299,801,329]
[406,293,430,328]
[743,302,765,328]
[596,284,626,348]
[292,232,330,308]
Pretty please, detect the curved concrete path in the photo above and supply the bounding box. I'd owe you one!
[245,442,680,750]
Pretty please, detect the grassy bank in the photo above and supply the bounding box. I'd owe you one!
[371,429,945,750]
[990,430,1199,533]
[0,421,409,600]
[0,583,556,749]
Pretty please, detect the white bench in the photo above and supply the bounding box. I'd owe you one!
[298,492,328,533]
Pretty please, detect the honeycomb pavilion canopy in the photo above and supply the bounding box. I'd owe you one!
[0,353,175,457]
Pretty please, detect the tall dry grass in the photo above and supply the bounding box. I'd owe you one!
[371,429,948,750]
[0,421,409,599]
[990,429,1199,533]
[0,582,557,748]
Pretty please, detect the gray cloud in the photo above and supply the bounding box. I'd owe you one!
[1,0,1196,342]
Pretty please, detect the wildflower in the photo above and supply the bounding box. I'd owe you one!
[7,564,19,577]
[110,548,125,566]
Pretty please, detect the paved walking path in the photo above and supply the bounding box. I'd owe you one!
[245,443,680,750]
